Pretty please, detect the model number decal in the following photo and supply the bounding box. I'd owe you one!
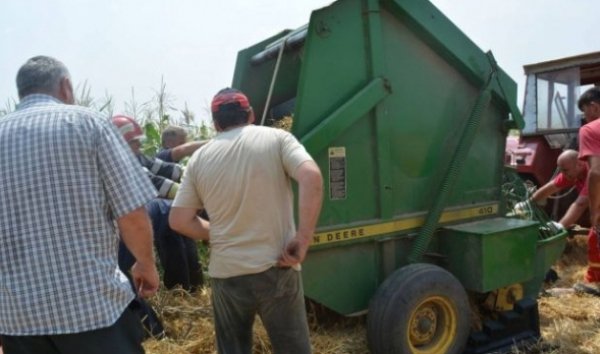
[478,206,497,215]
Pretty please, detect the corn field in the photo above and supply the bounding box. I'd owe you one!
[0,78,215,155]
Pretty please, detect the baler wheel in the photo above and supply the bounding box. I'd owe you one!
[367,264,470,354]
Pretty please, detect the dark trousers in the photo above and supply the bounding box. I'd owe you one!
[1,305,144,354]
[116,249,164,339]
[119,198,203,291]
[211,267,312,354]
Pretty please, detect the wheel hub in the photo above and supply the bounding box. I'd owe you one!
[410,305,438,344]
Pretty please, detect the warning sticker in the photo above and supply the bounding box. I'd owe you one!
[329,147,346,200]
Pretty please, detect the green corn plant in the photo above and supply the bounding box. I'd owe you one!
[142,121,161,156]
[0,97,17,117]
[124,87,141,120]
[97,91,114,117]
[181,102,195,125]
[75,80,94,108]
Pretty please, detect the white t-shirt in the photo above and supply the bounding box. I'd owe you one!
[173,125,313,278]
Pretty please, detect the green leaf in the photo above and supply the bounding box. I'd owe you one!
[142,121,161,156]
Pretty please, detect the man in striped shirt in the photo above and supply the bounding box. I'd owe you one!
[0,56,159,354]
[112,115,203,292]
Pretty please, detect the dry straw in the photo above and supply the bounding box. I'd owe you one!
[143,234,599,354]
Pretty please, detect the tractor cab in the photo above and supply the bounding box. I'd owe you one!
[508,51,600,187]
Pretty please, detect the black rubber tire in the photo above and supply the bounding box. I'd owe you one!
[367,263,471,354]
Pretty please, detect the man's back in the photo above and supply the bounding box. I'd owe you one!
[178,125,312,278]
[170,87,321,354]
[0,94,150,335]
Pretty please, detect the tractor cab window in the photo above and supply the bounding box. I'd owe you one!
[522,67,582,134]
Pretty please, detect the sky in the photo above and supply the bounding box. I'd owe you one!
[0,0,596,123]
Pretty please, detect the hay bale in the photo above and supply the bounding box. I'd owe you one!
[270,116,293,132]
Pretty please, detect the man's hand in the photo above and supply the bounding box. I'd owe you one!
[278,234,311,267]
[131,261,160,298]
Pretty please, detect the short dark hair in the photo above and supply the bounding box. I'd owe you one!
[211,88,251,130]
[578,87,600,111]
[16,56,70,98]
[161,125,187,147]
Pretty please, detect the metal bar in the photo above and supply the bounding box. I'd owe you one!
[365,0,393,222]
[547,81,554,129]
[250,26,308,66]
[260,34,288,126]
[521,127,579,136]
[301,77,390,154]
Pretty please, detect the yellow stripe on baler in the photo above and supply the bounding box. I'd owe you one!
[311,203,499,246]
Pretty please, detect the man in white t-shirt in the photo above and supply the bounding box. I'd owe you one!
[169,88,323,354]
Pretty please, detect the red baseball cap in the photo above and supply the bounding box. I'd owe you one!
[211,88,250,113]
[111,115,144,142]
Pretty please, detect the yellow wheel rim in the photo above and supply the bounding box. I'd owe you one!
[407,296,457,354]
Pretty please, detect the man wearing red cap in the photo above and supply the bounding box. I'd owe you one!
[170,88,323,354]
[112,115,183,199]
[575,87,600,295]
[111,115,203,293]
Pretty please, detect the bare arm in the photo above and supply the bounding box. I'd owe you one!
[170,141,208,162]
[588,156,600,227]
[278,160,323,267]
[530,181,560,203]
[169,207,210,241]
[117,207,159,298]
[559,195,589,228]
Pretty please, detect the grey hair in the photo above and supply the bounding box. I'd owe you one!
[161,125,187,147]
[16,56,70,98]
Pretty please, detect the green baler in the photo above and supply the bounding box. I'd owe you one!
[232,0,567,353]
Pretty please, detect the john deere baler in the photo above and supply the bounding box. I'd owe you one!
[231,1,567,353]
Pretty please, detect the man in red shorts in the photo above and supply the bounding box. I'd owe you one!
[575,87,600,294]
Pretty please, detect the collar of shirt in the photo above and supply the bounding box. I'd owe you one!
[17,94,62,110]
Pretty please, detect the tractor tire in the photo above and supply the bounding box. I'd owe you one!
[367,263,470,354]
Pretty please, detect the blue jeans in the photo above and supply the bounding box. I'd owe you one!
[118,198,203,291]
[211,267,312,354]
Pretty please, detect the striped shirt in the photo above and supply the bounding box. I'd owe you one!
[0,94,157,335]
[137,154,182,198]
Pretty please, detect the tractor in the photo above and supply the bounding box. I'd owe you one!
[507,51,600,223]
